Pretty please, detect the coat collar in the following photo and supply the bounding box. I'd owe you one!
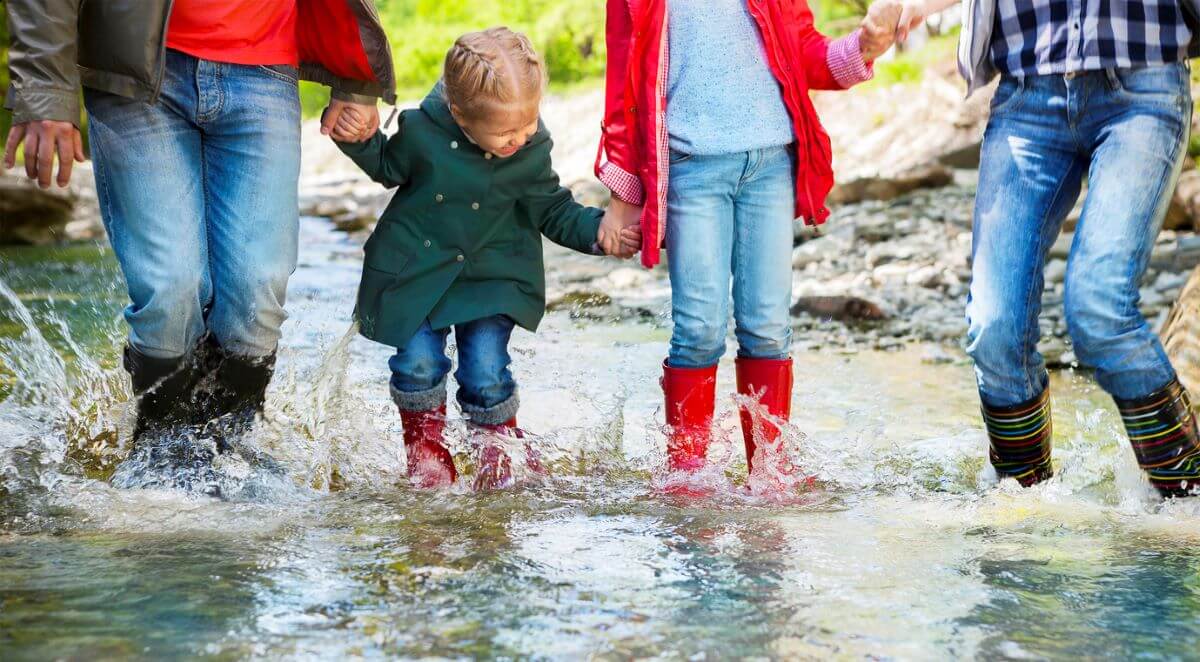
[419,81,551,155]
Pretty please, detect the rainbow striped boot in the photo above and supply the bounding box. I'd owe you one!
[981,389,1054,486]
[1115,379,1200,498]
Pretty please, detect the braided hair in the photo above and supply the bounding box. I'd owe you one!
[443,27,547,122]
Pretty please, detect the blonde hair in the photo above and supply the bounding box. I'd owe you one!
[443,27,547,122]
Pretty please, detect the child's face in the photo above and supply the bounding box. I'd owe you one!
[451,102,540,159]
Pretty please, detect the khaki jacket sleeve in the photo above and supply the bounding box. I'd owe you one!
[5,0,84,125]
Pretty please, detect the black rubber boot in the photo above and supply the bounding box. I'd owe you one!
[123,345,203,440]
[203,345,276,438]
[1115,379,1200,498]
[117,342,222,494]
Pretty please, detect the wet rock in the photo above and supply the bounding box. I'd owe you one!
[937,140,982,169]
[920,345,958,364]
[1038,336,1072,367]
[0,174,78,245]
[331,211,375,233]
[547,290,613,311]
[791,296,890,323]
[1044,258,1067,284]
[1165,169,1200,231]
[827,163,954,205]
[792,233,851,268]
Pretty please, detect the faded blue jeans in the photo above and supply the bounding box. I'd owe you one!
[388,316,519,426]
[665,145,795,368]
[967,63,1192,406]
[85,49,301,360]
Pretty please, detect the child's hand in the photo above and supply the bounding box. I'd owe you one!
[860,0,903,61]
[322,100,380,143]
[598,200,643,259]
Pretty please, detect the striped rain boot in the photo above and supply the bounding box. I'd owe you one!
[981,389,1054,486]
[1115,379,1200,498]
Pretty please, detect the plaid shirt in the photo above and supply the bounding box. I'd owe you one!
[991,0,1192,76]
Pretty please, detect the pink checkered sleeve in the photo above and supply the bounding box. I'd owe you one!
[826,29,875,89]
[598,161,646,206]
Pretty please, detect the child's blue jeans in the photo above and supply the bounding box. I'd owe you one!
[388,316,518,425]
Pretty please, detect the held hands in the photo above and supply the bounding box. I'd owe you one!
[597,197,644,259]
[3,120,87,189]
[322,99,380,143]
[896,0,940,41]
[859,0,904,61]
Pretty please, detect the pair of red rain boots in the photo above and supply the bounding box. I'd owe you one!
[399,407,535,490]
[661,357,794,483]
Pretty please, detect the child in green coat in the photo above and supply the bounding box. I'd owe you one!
[335,27,637,490]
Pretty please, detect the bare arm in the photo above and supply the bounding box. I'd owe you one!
[898,0,962,41]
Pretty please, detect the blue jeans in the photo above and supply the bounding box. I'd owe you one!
[84,50,301,360]
[388,316,519,426]
[665,146,795,368]
[967,64,1192,405]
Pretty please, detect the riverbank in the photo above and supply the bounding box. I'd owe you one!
[297,71,1200,366]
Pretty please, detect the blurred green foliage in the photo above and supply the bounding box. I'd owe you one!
[0,0,948,126]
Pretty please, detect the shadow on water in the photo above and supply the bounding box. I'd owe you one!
[5,221,1200,658]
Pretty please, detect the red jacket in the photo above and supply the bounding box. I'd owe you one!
[596,0,873,268]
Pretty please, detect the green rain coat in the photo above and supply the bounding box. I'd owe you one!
[337,85,604,348]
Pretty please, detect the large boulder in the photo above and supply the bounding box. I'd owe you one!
[0,173,77,244]
[1161,265,1200,393]
[827,162,954,205]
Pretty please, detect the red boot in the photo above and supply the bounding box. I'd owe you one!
[401,405,457,488]
[472,418,547,490]
[735,358,793,476]
[662,361,718,472]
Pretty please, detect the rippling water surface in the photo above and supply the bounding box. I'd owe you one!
[3,219,1200,660]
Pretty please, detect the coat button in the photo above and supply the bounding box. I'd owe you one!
[471,202,480,210]
[456,254,465,262]
[485,152,493,160]
[424,240,431,247]
[451,140,459,149]
[435,194,444,202]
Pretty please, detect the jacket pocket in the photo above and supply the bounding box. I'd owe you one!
[989,76,1026,116]
[1114,63,1190,110]
[355,260,408,337]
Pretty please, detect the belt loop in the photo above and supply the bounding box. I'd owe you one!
[1104,67,1120,90]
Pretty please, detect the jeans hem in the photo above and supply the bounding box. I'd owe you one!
[390,377,448,412]
[460,391,520,426]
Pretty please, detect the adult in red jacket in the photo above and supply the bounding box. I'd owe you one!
[596,0,900,489]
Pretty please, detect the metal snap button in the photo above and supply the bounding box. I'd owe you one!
[451,141,459,149]
[435,194,444,202]
[471,202,480,210]
[456,254,465,262]
[424,240,432,248]
[485,153,493,160]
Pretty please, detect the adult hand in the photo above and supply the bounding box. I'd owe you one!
[860,0,903,61]
[897,0,936,41]
[322,99,379,143]
[3,120,87,188]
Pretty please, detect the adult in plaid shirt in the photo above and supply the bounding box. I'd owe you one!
[901,0,1200,497]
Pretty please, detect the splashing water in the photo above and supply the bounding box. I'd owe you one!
[3,221,1200,659]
